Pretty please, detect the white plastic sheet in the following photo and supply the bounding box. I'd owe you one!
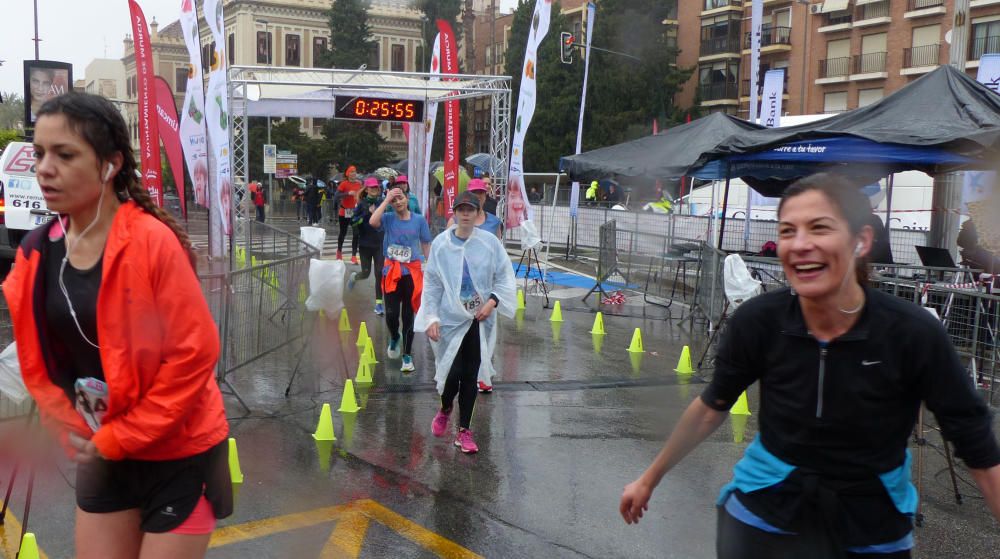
[0,342,29,403]
[305,258,346,316]
[300,226,327,257]
[723,254,762,309]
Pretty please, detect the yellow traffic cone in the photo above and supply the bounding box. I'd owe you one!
[228,437,244,484]
[674,345,695,374]
[730,391,751,416]
[338,308,351,331]
[549,300,564,322]
[517,289,526,310]
[627,328,644,353]
[18,533,39,559]
[355,361,373,385]
[356,321,370,347]
[590,312,606,335]
[312,403,336,441]
[315,439,334,473]
[593,332,604,353]
[338,380,361,413]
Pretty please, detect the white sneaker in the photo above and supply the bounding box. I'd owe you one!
[387,337,401,359]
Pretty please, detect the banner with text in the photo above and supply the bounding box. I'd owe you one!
[437,20,460,220]
[963,54,1000,213]
[507,0,553,233]
[128,0,163,207]
[750,68,785,207]
[154,76,187,218]
[178,0,209,208]
[204,0,232,235]
[749,0,763,122]
[415,34,441,219]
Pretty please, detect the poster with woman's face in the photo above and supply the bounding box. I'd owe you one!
[23,60,72,127]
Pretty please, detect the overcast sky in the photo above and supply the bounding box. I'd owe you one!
[1,0,517,96]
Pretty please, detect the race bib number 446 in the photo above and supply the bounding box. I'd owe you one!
[387,244,412,262]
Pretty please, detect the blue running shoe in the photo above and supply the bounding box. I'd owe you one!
[401,354,415,373]
[347,271,357,290]
[374,301,385,315]
[387,337,401,359]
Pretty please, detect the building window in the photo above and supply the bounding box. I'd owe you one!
[701,14,741,55]
[313,36,328,67]
[391,44,405,72]
[821,38,851,77]
[857,32,887,73]
[906,24,940,68]
[257,31,272,64]
[286,34,300,66]
[415,45,424,71]
[971,19,1000,60]
[824,91,848,113]
[390,123,404,140]
[485,45,492,66]
[313,117,327,136]
[698,60,739,101]
[858,88,883,107]
[370,43,380,70]
[228,33,235,65]
[175,67,188,93]
[126,75,132,98]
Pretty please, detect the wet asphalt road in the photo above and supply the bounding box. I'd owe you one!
[5,256,1000,558]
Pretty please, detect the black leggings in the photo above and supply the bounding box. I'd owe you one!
[356,245,384,299]
[385,274,415,354]
[337,215,358,255]
[716,506,911,559]
[441,321,481,430]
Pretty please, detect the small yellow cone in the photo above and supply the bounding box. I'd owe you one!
[312,403,337,441]
[315,439,334,473]
[730,391,751,416]
[549,300,564,322]
[228,437,244,484]
[355,360,373,385]
[590,312,606,335]
[627,328,644,353]
[338,308,351,331]
[517,289,526,310]
[356,321,370,347]
[592,332,604,353]
[18,533,40,559]
[731,413,749,443]
[338,380,361,413]
[674,345,695,374]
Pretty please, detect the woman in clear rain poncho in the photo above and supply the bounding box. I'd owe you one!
[414,191,517,454]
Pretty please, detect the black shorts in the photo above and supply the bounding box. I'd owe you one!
[75,439,233,533]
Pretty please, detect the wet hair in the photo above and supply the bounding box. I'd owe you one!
[777,173,873,284]
[36,92,196,268]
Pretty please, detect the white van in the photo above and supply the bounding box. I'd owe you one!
[0,142,52,257]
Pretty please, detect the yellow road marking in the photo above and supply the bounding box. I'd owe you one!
[210,499,482,559]
[0,510,49,559]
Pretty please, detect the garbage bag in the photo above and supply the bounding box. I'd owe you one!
[519,219,542,251]
[0,342,29,403]
[305,258,346,315]
[300,226,327,257]
[723,254,761,308]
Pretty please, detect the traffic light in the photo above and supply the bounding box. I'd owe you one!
[560,32,575,64]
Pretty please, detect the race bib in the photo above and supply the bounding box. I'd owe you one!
[74,377,109,433]
[462,292,484,314]
[387,244,412,262]
[342,208,354,218]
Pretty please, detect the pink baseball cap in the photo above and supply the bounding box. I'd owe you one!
[467,178,487,192]
[394,175,409,184]
[363,177,379,188]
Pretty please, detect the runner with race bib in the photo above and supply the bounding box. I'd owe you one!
[369,186,432,373]
[415,191,516,454]
[335,165,362,263]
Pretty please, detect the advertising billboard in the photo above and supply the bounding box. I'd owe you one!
[24,60,73,127]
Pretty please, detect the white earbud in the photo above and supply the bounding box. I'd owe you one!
[854,242,863,257]
[103,163,114,183]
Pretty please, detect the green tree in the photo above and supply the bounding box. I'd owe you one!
[321,119,393,173]
[0,129,21,152]
[317,0,376,69]
[247,118,331,181]
[413,0,463,71]
[0,93,25,130]
[504,1,583,171]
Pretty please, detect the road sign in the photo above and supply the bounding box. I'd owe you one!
[263,144,276,174]
[275,152,297,179]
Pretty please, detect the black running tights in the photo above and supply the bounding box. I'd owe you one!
[441,321,481,430]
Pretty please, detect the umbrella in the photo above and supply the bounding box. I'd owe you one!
[390,159,408,172]
[432,165,472,192]
[465,153,503,175]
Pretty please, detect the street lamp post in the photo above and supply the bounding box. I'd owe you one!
[796,0,810,115]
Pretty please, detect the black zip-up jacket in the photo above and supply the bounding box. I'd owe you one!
[702,286,1000,478]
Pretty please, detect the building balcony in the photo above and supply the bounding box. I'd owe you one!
[970,35,1000,61]
[851,51,888,80]
[703,0,743,14]
[902,44,940,74]
[699,82,740,103]
[905,0,946,18]
[817,56,851,83]
[853,0,891,27]
[819,12,853,33]
[740,77,789,98]
[971,0,1000,8]
[700,36,742,57]
[744,26,793,51]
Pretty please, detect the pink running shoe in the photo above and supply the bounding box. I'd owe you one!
[432,408,451,438]
[454,429,479,454]
[477,380,493,394]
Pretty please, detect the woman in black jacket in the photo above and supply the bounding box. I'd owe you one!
[620,173,1000,558]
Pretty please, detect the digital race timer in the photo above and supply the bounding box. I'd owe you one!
[334,97,425,123]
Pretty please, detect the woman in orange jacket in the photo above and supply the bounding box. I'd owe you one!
[3,92,231,558]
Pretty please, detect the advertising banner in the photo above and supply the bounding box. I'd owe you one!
[153,76,187,218]
[23,60,72,128]
[128,0,164,207]
[748,0,763,122]
[178,0,209,207]
[436,20,460,220]
[204,0,232,235]
[263,144,277,174]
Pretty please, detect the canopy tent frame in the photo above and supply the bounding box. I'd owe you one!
[225,65,512,255]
